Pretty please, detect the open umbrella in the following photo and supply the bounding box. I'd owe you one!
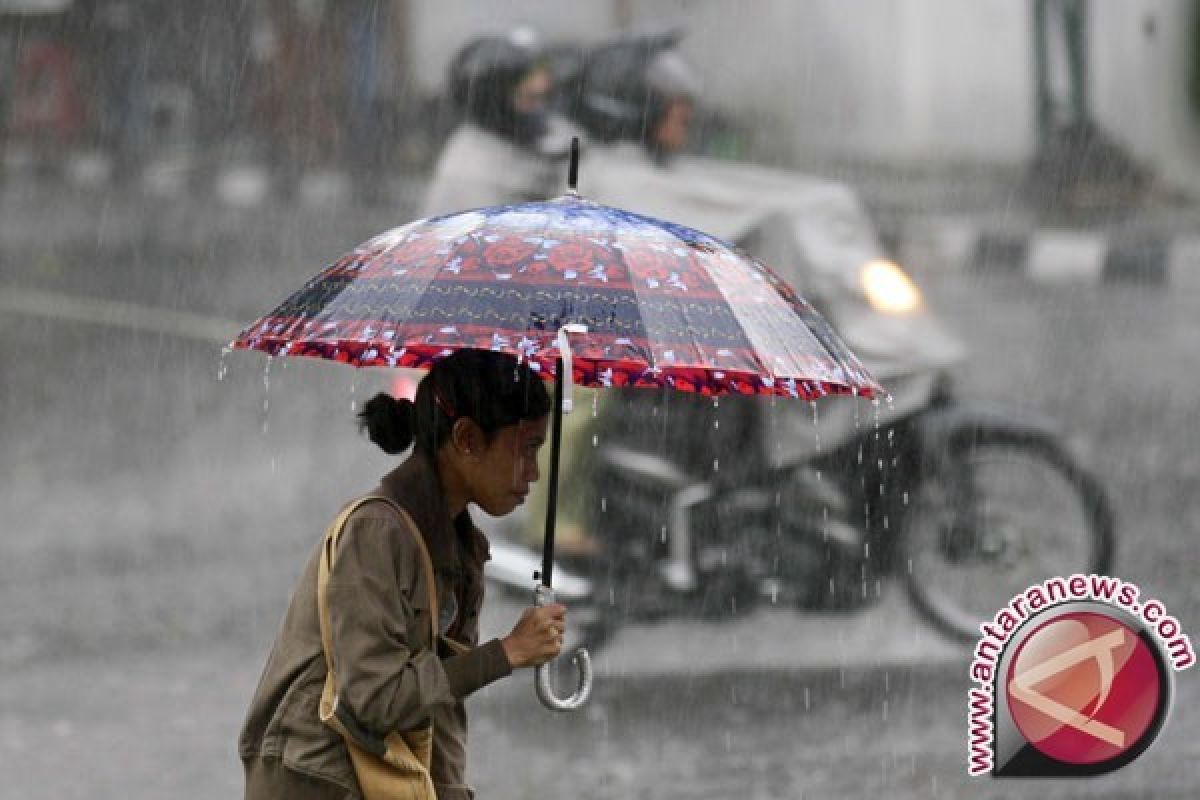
[231,141,882,711]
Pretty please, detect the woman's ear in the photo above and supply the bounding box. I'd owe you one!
[450,418,484,460]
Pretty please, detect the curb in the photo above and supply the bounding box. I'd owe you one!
[888,215,1200,288]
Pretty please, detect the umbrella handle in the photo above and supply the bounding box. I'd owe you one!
[555,324,587,415]
[533,585,593,712]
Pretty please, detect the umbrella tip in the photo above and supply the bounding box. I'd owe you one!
[567,137,580,195]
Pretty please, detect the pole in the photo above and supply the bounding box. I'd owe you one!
[567,136,580,194]
[533,353,593,712]
[540,357,565,588]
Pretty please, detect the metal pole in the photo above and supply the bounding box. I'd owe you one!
[540,357,565,588]
[567,136,580,194]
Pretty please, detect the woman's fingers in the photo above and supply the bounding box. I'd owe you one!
[506,604,569,667]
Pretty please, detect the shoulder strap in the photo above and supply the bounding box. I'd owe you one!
[316,495,439,682]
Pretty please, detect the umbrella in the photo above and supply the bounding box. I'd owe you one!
[231,140,882,710]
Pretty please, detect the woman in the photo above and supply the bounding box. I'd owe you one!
[239,349,566,799]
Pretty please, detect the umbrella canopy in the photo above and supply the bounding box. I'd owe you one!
[231,194,881,400]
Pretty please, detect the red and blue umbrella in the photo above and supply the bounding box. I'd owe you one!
[232,195,879,401]
[231,147,881,711]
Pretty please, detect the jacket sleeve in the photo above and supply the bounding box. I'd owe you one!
[324,513,510,736]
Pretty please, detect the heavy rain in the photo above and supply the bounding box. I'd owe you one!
[2,1,1199,797]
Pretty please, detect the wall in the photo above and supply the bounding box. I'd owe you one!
[401,0,1200,185]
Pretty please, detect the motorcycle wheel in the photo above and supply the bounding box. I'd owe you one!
[902,428,1115,643]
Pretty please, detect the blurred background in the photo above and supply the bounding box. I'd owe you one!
[2,1,1199,798]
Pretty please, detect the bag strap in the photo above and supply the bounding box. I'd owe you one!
[317,495,439,688]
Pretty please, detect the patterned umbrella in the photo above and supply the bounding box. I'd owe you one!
[231,199,878,401]
[231,147,881,711]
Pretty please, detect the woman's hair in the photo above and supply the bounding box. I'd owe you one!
[358,350,552,456]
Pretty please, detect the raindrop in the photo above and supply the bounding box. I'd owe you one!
[217,346,231,381]
[592,434,599,447]
[810,401,822,453]
[660,525,667,543]
[350,380,357,412]
[600,497,607,513]
[712,457,720,472]
[803,686,811,711]
[592,393,599,417]
[262,357,273,434]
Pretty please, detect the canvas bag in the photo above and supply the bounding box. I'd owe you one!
[316,496,440,800]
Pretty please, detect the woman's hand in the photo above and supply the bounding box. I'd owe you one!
[501,603,566,669]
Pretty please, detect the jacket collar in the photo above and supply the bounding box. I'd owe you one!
[377,450,489,572]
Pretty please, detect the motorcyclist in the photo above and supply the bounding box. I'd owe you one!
[421,27,573,218]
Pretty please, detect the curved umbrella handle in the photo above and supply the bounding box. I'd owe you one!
[533,585,594,712]
[535,647,593,712]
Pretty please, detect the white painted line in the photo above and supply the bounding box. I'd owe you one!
[1026,230,1107,283]
[0,286,241,345]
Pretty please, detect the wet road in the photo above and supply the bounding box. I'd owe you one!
[2,189,1199,797]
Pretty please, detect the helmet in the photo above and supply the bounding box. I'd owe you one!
[571,27,700,149]
[447,28,549,146]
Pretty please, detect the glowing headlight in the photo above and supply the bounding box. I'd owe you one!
[860,259,921,314]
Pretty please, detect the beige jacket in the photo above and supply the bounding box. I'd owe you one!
[239,452,513,799]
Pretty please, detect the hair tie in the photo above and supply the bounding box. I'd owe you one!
[433,389,457,418]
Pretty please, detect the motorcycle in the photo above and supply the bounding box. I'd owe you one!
[481,147,1115,647]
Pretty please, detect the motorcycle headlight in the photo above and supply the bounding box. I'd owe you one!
[859,259,921,314]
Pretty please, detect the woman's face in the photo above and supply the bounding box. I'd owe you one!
[470,416,549,517]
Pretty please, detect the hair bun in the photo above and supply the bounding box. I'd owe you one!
[358,393,417,454]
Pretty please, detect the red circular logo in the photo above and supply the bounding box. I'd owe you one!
[1005,611,1163,766]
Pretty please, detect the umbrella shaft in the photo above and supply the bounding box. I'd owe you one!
[541,358,565,588]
